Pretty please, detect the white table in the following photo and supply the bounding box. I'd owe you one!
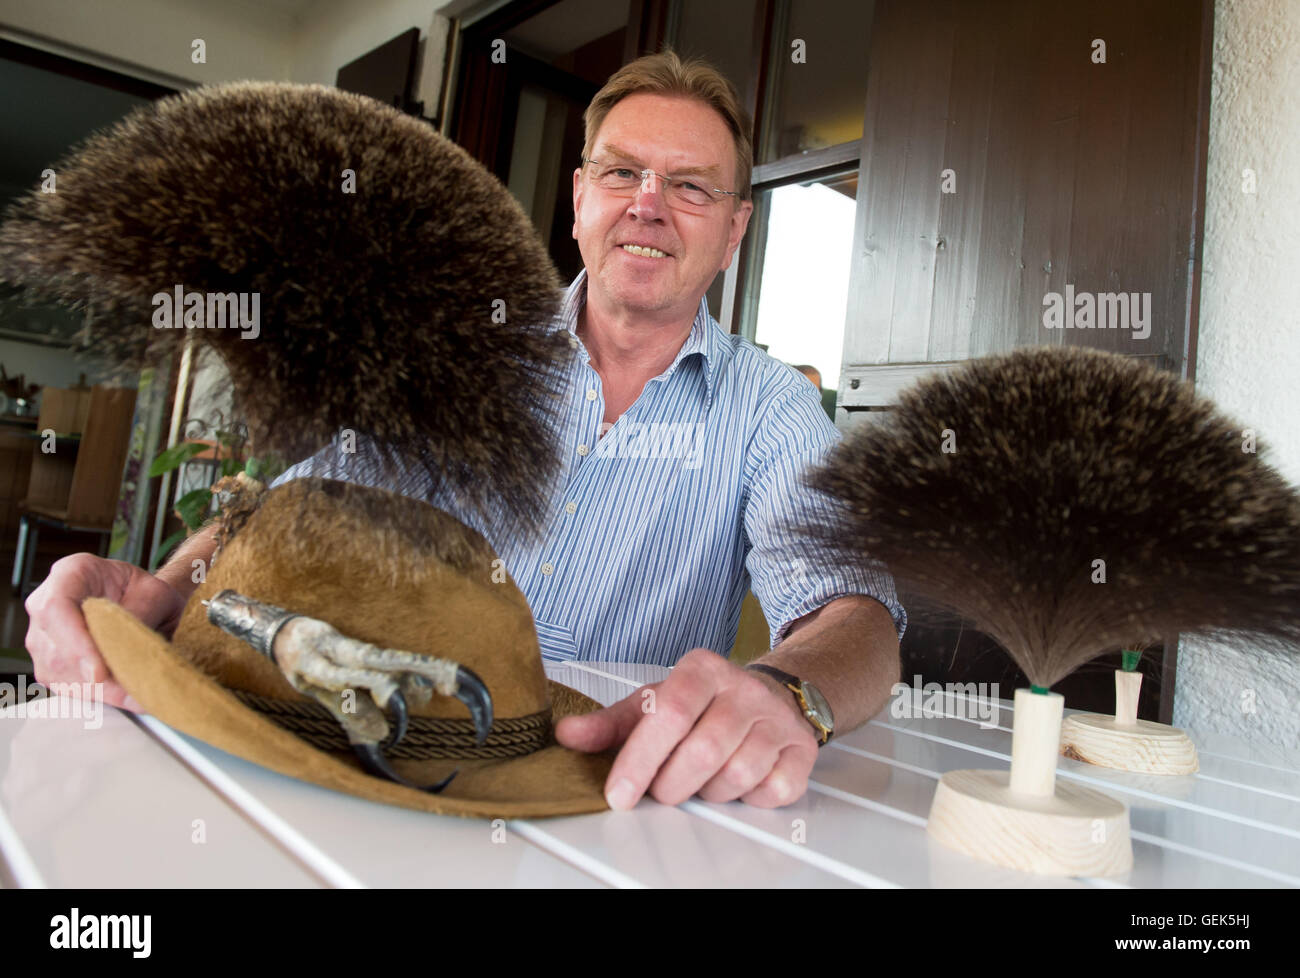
[2,661,1296,888]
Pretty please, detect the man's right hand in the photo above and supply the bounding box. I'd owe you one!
[24,553,188,713]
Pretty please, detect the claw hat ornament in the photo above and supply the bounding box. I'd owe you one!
[83,478,615,817]
[0,82,616,816]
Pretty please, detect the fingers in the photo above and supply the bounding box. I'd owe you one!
[116,571,187,637]
[25,555,113,689]
[648,691,761,805]
[25,553,177,714]
[695,732,816,806]
[587,648,820,811]
[601,652,719,810]
[737,743,817,808]
[651,679,818,806]
[26,594,141,712]
[554,691,646,753]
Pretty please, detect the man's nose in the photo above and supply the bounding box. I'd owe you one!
[627,171,669,220]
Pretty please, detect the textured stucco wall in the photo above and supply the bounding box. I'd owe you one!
[1175,0,1300,751]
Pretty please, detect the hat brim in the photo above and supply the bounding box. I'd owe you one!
[85,599,615,818]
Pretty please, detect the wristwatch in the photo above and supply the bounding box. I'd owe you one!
[746,664,834,746]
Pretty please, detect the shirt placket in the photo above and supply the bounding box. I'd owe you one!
[536,360,605,586]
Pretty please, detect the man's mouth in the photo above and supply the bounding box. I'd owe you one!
[620,243,670,258]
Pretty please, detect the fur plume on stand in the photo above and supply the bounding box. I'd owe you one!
[800,347,1300,688]
[0,82,572,539]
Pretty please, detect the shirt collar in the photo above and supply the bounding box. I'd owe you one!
[557,269,720,407]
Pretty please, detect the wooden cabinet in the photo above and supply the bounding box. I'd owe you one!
[9,385,137,595]
[840,0,1211,416]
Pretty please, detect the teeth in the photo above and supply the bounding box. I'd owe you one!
[622,244,667,258]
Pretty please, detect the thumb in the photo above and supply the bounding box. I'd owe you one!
[554,691,644,753]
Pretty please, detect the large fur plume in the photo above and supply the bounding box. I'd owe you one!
[800,347,1300,688]
[0,82,572,539]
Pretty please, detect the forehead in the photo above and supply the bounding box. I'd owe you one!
[593,93,735,171]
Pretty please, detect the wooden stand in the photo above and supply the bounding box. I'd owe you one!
[927,688,1133,877]
[1060,669,1198,775]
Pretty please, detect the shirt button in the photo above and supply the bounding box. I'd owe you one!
[585,389,597,401]
[564,501,577,515]
[541,562,554,576]
[577,444,589,456]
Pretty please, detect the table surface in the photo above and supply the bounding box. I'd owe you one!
[2,660,1297,888]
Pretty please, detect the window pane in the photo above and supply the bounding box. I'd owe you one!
[748,172,858,417]
[759,0,874,162]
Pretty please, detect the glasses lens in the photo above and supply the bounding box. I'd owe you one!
[672,182,714,208]
[596,165,641,193]
[590,163,721,208]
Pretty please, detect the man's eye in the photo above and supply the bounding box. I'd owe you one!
[680,181,706,194]
[611,168,637,179]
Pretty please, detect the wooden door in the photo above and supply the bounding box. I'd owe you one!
[838,0,1214,721]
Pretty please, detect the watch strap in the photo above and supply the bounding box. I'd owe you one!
[745,663,832,745]
[746,663,800,688]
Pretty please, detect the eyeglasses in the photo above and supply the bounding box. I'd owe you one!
[581,157,742,209]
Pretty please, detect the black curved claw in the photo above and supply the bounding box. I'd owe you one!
[454,666,493,745]
[381,688,409,751]
[352,744,457,793]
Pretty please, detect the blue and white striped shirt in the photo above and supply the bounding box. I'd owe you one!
[274,271,905,665]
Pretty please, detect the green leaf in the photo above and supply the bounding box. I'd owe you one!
[220,457,239,478]
[149,441,207,477]
[174,487,213,530]
[150,529,187,572]
[244,457,264,480]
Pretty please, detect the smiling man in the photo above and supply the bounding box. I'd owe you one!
[24,51,904,812]
[520,51,906,809]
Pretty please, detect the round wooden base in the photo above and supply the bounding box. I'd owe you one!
[1060,713,1199,775]
[927,769,1133,877]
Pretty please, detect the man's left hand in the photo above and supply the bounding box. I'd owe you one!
[553,648,819,810]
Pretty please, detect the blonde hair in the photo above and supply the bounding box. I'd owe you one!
[582,49,754,201]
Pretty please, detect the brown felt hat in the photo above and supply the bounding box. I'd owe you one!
[84,478,615,818]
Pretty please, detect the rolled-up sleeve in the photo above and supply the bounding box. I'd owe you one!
[743,381,907,646]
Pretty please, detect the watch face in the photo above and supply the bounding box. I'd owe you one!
[801,682,834,729]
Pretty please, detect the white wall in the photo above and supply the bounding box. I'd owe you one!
[2,0,451,94]
[290,0,447,109]
[0,337,116,390]
[1175,0,1300,751]
[1,0,296,83]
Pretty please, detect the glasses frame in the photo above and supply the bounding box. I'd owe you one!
[581,156,743,207]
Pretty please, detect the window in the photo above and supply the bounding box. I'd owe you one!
[670,0,873,413]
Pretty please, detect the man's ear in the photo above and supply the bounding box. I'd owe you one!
[572,167,584,239]
[719,199,754,272]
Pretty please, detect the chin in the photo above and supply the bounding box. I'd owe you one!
[605,279,675,312]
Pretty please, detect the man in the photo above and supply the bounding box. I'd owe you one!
[24,51,904,812]
[793,364,837,421]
